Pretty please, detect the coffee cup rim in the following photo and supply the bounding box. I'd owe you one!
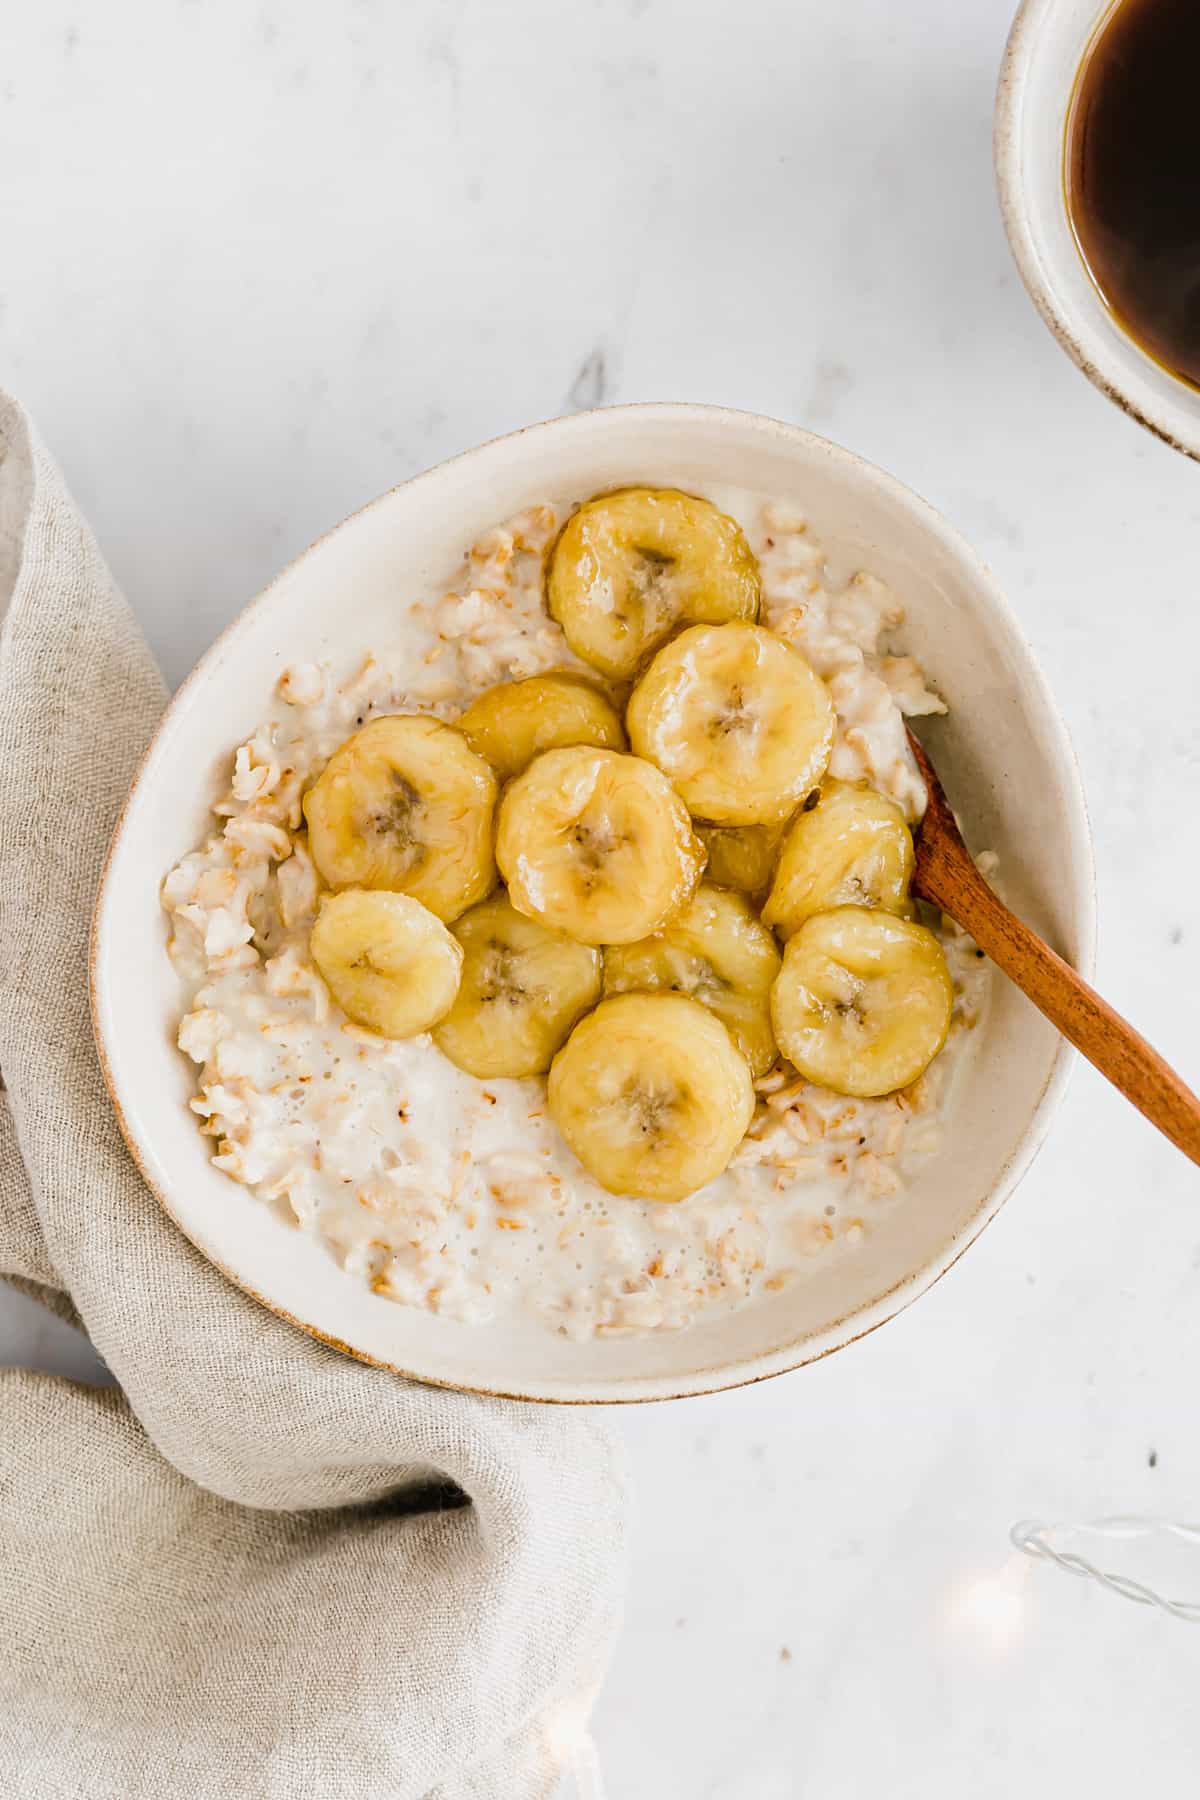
[995,0,1200,462]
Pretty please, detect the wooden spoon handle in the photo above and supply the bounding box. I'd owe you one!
[921,854,1200,1168]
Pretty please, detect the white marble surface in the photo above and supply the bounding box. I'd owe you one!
[3,0,1200,1792]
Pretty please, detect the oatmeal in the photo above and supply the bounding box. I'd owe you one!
[163,491,991,1339]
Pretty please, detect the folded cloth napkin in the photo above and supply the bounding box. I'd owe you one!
[0,391,627,1800]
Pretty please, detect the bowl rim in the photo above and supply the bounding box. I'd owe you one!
[90,400,1097,1403]
[995,0,1200,464]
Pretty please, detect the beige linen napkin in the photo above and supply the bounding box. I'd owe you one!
[0,391,627,1800]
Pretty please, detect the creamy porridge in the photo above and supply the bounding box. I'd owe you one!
[163,490,991,1340]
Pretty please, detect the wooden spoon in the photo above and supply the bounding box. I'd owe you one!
[906,726,1200,1168]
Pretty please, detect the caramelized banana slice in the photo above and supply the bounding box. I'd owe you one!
[547,487,760,681]
[604,883,780,1077]
[433,893,602,1078]
[495,746,704,945]
[770,907,952,1098]
[547,993,755,1201]
[303,715,497,922]
[627,622,834,825]
[310,889,462,1039]
[763,779,914,938]
[697,819,788,897]
[457,671,626,782]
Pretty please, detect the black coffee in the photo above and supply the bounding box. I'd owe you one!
[1066,0,1200,390]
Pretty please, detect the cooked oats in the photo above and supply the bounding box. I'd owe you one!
[164,491,992,1339]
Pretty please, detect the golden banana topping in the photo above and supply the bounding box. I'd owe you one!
[433,893,603,1079]
[770,907,952,1098]
[495,745,705,945]
[310,889,463,1039]
[547,993,755,1201]
[697,819,788,897]
[546,487,760,682]
[764,779,914,938]
[457,671,626,783]
[604,883,780,1077]
[303,714,497,922]
[627,621,835,825]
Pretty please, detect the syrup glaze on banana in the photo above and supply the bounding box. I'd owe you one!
[495,744,704,946]
[546,487,760,681]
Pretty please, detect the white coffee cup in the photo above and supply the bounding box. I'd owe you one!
[995,0,1200,460]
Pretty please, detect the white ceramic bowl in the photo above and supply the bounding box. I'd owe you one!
[996,0,1200,461]
[91,404,1094,1402]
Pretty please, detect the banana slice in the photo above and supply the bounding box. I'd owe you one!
[495,746,704,945]
[310,889,462,1038]
[770,907,952,1098]
[433,893,603,1078]
[303,714,497,922]
[603,883,780,1077]
[547,993,755,1201]
[457,671,626,782]
[763,779,914,938]
[547,487,760,681]
[697,819,787,897]
[627,621,834,825]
